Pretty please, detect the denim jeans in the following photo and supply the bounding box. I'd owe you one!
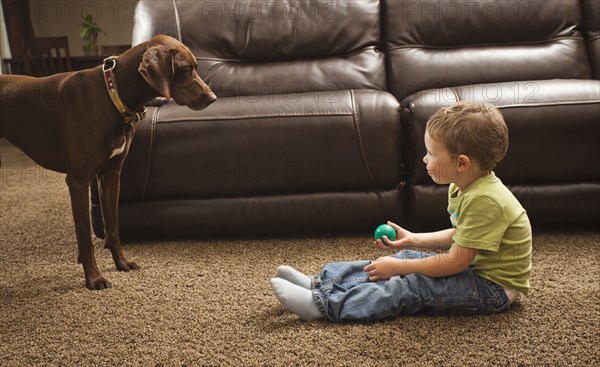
[311,250,510,322]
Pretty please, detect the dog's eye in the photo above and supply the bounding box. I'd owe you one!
[181,65,194,73]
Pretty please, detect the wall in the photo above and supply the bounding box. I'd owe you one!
[1,0,137,59]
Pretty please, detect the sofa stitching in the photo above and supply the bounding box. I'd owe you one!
[386,36,584,51]
[172,0,183,42]
[413,90,598,108]
[142,108,159,199]
[447,87,460,102]
[350,90,377,189]
[496,99,600,108]
[156,111,354,123]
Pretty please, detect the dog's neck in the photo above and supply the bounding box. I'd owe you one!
[111,42,161,112]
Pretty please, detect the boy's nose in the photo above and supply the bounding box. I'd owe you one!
[423,155,428,164]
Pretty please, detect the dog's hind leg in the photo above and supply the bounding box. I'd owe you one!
[97,154,140,272]
[66,174,111,290]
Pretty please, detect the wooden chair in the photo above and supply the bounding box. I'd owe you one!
[26,37,73,76]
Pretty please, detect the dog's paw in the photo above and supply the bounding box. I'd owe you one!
[116,260,141,272]
[86,277,112,290]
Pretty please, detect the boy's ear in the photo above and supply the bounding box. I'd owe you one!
[457,154,471,172]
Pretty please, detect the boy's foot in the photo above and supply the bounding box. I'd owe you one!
[270,278,324,321]
[275,265,312,289]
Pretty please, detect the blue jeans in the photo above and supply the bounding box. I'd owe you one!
[311,250,510,322]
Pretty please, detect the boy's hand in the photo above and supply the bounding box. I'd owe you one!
[363,256,403,281]
[373,221,419,250]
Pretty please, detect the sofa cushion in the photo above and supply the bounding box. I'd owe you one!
[400,79,600,228]
[406,182,600,230]
[93,188,404,238]
[384,0,592,101]
[580,0,600,79]
[402,79,600,186]
[133,0,386,96]
[120,89,401,200]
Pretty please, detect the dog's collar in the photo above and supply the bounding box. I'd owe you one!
[102,56,146,126]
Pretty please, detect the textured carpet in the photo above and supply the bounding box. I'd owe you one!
[1,143,599,367]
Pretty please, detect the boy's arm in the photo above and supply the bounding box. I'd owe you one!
[364,245,478,281]
[409,228,456,250]
[374,221,455,251]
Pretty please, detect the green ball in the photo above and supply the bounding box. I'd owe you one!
[374,224,396,242]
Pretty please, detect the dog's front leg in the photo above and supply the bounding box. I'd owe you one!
[66,174,111,290]
[97,155,140,272]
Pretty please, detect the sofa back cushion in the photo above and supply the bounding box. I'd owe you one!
[383,0,592,101]
[133,0,386,97]
[580,0,600,79]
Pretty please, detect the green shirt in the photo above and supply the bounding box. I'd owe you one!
[448,172,532,295]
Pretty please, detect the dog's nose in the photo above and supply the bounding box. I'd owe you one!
[207,92,217,104]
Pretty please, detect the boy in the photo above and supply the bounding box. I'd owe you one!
[270,102,532,322]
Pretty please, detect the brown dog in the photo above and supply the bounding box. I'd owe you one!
[0,34,216,290]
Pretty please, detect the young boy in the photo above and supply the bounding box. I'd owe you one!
[270,102,532,322]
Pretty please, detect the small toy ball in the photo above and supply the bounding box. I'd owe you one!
[374,224,396,242]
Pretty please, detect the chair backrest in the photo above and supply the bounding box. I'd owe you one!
[27,37,72,76]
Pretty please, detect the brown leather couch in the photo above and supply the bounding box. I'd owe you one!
[91,0,600,238]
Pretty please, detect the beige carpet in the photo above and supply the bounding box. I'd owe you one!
[1,142,599,367]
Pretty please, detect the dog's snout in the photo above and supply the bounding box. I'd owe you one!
[206,92,217,104]
[182,90,217,110]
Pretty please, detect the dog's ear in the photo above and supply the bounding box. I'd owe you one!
[138,45,174,99]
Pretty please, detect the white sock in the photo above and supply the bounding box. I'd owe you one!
[275,265,312,289]
[270,278,324,321]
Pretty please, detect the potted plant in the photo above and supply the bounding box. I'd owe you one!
[80,14,105,56]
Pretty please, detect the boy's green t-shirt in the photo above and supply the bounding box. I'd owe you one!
[448,172,532,295]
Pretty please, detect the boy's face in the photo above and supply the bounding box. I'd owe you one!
[423,131,459,185]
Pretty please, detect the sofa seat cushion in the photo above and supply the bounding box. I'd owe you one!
[119,89,401,201]
[400,79,600,228]
[402,79,600,186]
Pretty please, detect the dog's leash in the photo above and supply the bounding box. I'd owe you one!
[102,56,147,126]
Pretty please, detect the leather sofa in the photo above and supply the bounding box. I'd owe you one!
[91,0,600,238]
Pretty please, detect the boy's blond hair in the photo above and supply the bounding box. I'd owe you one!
[426,102,509,171]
